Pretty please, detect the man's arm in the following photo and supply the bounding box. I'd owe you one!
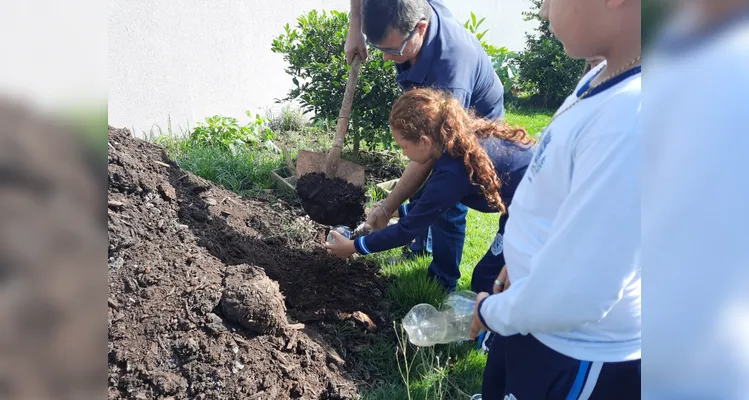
[345,0,368,65]
[379,88,467,212]
[350,0,362,26]
[355,168,468,254]
[380,160,433,215]
[478,128,640,336]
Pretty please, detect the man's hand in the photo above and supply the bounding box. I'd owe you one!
[493,265,510,294]
[325,231,358,258]
[469,292,491,340]
[364,203,391,233]
[345,27,368,65]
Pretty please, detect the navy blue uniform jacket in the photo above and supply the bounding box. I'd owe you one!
[354,137,535,255]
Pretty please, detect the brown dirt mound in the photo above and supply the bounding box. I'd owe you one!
[296,172,365,228]
[108,126,390,399]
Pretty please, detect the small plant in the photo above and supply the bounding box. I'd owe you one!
[394,322,416,400]
[464,12,519,96]
[463,12,489,43]
[187,112,275,156]
[491,48,520,97]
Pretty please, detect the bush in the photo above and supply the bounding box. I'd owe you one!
[271,10,403,152]
[180,113,276,157]
[514,0,585,108]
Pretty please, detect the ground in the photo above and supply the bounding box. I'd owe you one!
[111,108,553,399]
[108,126,393,399]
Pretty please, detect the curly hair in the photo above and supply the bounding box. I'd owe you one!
[389,88,535,213]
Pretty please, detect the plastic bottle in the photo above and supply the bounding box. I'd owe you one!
[326,225,351,244]
[402,290,478,347]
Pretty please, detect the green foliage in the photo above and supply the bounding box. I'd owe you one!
[271,10,403,152]
[464,12,520,97]
[515,0,586,108]
[156,133,282,197]
[463,12,489,43]
[186,112,275,157]
[491,48,520,97]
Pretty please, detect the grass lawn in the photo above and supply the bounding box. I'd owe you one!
[505,107,554,137]
[152,106,553,399]
[358,108,552,399]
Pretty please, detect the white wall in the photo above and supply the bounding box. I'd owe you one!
[108,0,536,138]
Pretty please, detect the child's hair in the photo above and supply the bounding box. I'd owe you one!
[389,88,535,213]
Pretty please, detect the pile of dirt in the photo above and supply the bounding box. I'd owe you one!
[108,126,390,399]
[296,172,365,228]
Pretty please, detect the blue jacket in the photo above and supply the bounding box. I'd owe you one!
[355,137,534,255]
[396,0,505,120]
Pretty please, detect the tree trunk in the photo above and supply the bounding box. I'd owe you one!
[353,125,360,154]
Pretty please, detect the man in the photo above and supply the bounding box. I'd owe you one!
[345,0,506,293]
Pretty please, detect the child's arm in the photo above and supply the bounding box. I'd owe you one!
[354,168,469,255]
[479,127,640,335]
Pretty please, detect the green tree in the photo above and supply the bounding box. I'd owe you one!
[515,0,586,108]
[271,10,402,152]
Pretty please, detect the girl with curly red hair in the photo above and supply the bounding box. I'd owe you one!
[326,88,535,294]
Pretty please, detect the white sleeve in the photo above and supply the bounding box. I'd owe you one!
[479,127,640,336]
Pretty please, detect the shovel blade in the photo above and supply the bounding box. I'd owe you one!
[295,150,366,187]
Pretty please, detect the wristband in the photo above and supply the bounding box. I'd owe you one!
[375,201,391,219]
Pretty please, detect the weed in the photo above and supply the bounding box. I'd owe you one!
[266,104,308,133]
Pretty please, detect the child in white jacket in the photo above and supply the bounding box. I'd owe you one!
[469,0,642,398]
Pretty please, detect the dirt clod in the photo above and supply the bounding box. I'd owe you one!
[296,172,366,228]
[221,266,287,335]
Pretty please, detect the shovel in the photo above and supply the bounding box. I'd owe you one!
[295,54,366,186]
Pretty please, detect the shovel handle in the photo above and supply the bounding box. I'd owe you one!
[325,54,362,177]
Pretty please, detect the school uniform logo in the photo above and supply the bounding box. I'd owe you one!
[491,232,503,256]
[528,128,552,181]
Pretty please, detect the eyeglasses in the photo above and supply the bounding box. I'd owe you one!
[366,18,425,56]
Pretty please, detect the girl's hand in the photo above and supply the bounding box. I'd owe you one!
[325,231,357,258]
[469,292,491,340]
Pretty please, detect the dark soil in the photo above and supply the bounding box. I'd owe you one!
[351,150,405,184]
[296,172,365,228]
[108,126,390,399]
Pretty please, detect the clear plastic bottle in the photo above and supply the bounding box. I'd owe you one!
[402,290,478,347]
[326,225,351,244]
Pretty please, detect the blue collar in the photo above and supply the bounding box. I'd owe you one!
[397,7,439,85]
[576,65,641,99]
[653,6,749,55]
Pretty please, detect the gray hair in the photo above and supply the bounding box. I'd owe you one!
[361,0,432,44]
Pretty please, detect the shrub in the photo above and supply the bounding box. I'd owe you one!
[514,0,586,108]
[184,112,276,157]
[271,10,403,152]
